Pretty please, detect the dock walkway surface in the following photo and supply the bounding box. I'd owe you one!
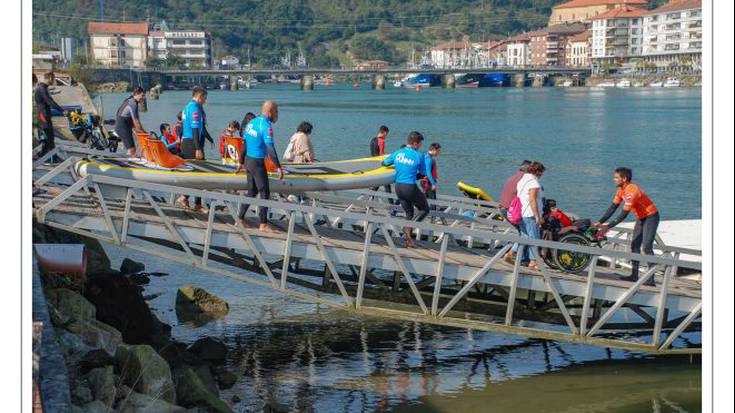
[32,143,702,355]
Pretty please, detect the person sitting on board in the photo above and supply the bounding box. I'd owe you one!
[177,86,208,213]
[594,167,659,285]
[173,111,184,141]
[159,123,181,154]
[382,131,431,248]
[219,120,241,158]
[542,199,574,229]
[240,112,256,137]
[284,121,315,163]
[235,100,284,233]
[113,86,147,158]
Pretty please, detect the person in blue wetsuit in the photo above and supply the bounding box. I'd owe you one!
[177,86,208,213]
[235,100,284,233]
[382,131,430,247]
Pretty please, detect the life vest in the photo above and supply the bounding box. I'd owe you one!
[221,136,244,166]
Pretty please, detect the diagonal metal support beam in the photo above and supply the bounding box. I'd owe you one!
[143,190,196,262]
[652,266,673,347]
[579,256,598,336]
[200,201,219,266]
[224,202,279,287]
[587,265,659,337]
[32,147,62,169]
[36,176,89,223]
[431,236,450,316]
[380,225,428,314]
[92,183,120,245]
[535,248,578,334]
[120,188,133,244]
[303,212,353,307]
[505,245,525,326]
[33,155,78,187]
[659,302,702,350]
[280,211,297,290]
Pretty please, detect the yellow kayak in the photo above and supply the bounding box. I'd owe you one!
[456,181,495,202]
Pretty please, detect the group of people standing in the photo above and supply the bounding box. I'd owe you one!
[498,161,660,284]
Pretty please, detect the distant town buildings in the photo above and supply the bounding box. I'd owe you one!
[430,40,476,68]
[528,23,587,66]
[590,6,647,63]
[506,33,532,66]
[641,0,702,67]
[87,21,213,68]
[566,31,592,66]
[549,0,648,26]
[355,60,390,70]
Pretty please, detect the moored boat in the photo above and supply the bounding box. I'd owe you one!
[663,78,681,88]
[402,74,442,88]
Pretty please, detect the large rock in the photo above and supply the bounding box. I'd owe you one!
[119,258,145,275]
[117,390,187,413]
[57,329,94,363]
[80,400,110,413]
[115,344,176,404]
[72,382,93,405]
[186,338,228,365]
[79,349,115,374]
[66,319,123,356]
[174,368,235,413]
[86,366,116,407]
[46,288,96,323]
[175,286,229,323]
[213,367,237,390]
[84,274,154,344]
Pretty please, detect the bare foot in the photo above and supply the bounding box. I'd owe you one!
[527,260,539,271]
[259,223,279,233]
[177,196,190,209]
[503,251,515,264]
[404,238,416,248]
[192,204,209,214]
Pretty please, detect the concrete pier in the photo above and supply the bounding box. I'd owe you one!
[301,75,314,91]
[443,73,456,88]
[229,76,239,91]
[373,74,385,90]
[514,73,526,88]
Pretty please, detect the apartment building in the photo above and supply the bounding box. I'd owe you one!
[88,22,149,67]
[148,30,213,68]
[474,41,507,66]
[642,0,702,67]
[529,23,587,66]
[590,6,647,63]
[566,31,591,66]
[549,0,648,25]
[430,41,475,68]
[506,33,532,66]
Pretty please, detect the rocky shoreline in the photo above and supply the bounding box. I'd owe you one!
[34,223,240,412]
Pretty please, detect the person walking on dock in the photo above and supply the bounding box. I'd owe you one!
[177,86,209,213]
[113,86,146,158]
[594,167,659,285]
[500,160,531,262]
[34,71,65,161]
[235,100,284,233]
[512,161,546,271]
[382,131,431,248]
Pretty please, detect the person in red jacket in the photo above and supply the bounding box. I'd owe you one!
[543,199,573,228]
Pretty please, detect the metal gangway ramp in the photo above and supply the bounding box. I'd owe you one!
[32,145,702,355]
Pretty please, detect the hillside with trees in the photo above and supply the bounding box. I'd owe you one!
[32,0,659,67]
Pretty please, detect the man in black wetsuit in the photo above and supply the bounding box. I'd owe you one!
[34,72,65,161]
[113,87,146,157]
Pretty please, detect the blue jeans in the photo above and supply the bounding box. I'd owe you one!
[519,217,540,262]
[501,209,523,253]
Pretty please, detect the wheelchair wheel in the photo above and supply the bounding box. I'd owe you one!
[540,246,559,270]
[553,233,592,273]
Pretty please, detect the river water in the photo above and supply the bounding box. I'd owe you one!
[97,84,701,412]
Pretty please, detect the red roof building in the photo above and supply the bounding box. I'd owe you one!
[549,0,648,25]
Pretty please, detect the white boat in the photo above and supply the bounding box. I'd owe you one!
[663,78,681,88]
[633,82,643,87]
[561,80,573,87]
[393,80,403,88]
[616,79,631,88]
[649,81,663,87]
[597,81,616,88]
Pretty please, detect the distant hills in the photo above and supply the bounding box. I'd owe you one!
[32,0,658,67]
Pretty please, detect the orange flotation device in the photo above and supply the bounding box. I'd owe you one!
[221,136,244,166]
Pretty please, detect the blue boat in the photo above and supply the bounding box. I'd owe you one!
[479,73,510,87]
[402,74,442,88]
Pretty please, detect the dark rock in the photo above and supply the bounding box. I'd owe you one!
[66,319,123,356]
[143,293,162,301]
[192,365,219,396]
[46,288,96,322]
[117,391,187,413]
[128,273,150,285]
[213,367,237,390]
[84,274,154,344]
[79,349,115,374]
[150,315,174,350]
[186,338,228,365]
[148,272,168,277]
[80,400,109,413]
[115,344,176,404]
[86,366,116,407]
[230,395,241,403]
[119,258,145,275]
[72,382,93,405]
[176,286,229,324]
[174,368,235,413]
[57,329,94,364]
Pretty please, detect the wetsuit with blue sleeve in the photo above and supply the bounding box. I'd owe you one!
[238,115,281,223]
[180,99,204,206]
[383,147,430,221]
[423,152,438,202]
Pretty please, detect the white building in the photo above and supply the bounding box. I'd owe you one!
[589,6,646,63]
[642,0,702,67]
[430,41,475,68]
[88,22,149,68]
[565,31,591,66]
[505,33,531,66]
[148,30,213,68]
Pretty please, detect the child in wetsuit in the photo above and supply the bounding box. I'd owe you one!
[419,143,441,200]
